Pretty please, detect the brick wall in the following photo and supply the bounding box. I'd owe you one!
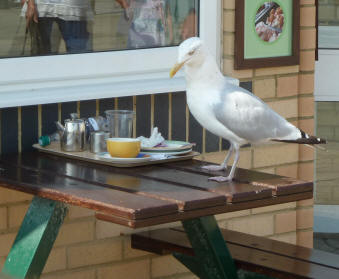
[222,0,316,182]
[0,187,314,279]
[0,0,317,278]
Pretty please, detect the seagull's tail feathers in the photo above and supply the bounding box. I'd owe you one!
[272,129,326,145]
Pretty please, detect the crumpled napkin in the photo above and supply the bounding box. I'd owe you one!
[138,127,165,148]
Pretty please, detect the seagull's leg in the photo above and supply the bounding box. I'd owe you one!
[226,144,240,180]
[208,144,240,182]
[201,144,234,171]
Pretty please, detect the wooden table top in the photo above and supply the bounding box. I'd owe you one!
[0,152,313,228]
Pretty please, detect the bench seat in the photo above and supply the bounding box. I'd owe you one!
[132,228,339,279]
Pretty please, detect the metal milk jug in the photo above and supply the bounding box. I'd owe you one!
[56,117,86,152]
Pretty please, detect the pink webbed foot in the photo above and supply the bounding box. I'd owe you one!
[201,165,226,172]
[208,176,233,182]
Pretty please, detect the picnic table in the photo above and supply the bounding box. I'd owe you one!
[0,151,313,279]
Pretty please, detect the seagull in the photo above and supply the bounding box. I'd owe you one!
[170,37,326,182]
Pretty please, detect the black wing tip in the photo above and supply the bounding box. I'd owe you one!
[272,138,326,144]
[272,129,327,145]
[316,137,327,144]
[300,129,327,144]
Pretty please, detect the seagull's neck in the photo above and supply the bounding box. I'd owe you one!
[184,55,224,89]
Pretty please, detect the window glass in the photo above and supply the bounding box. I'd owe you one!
[0,0,199,58]
[318,0,339,49]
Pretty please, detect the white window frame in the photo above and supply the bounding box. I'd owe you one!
[0,0,221,108]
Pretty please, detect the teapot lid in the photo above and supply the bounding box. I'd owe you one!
[65,118,85,124]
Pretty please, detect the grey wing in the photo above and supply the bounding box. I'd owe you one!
[214,86,298,143]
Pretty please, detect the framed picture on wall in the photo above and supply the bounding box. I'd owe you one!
[235,0,300,69]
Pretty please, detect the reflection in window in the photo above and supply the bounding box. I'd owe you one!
[318,0,339,49]
[0,0,199,58]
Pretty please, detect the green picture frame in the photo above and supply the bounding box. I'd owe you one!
[235,0,300,69]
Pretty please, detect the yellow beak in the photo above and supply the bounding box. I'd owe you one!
[169,62,185,78]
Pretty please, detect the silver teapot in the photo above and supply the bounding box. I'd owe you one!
[56,114,86,152]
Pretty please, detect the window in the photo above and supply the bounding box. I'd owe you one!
[0,0,221,108]
[315,0,339,102]
[1,0,200,57]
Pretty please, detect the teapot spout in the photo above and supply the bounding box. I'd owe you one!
[55,121,65,135]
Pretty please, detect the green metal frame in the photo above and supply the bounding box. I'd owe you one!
[177,216,238,279]
[0,197,275,279]
[2,196,68,279]
[175,216,275,279]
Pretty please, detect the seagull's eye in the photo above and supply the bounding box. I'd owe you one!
[188,50,195,56]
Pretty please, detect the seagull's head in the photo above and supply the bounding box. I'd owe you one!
[170,37,206,78]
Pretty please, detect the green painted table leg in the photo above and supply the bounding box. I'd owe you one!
[2,196,68,279]
[238,270,276,279]
[173,253,206,278]
[178,216,239,279]
[174,216,276,279]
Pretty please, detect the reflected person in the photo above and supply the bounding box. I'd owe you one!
[21,0,93,54]
[166,0,197,44]
[126,0,173,49]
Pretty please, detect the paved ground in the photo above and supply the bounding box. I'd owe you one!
[315,141,339,204]
[314,101,339,252]
[314,139,339,252]
[314,233,339,254]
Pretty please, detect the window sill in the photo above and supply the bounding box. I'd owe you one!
[0,73,186,108]
[0,0,221,108]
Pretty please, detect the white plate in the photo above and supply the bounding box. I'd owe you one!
[141,149,192,156]
[141,140,193,152]
[97,153,152,163]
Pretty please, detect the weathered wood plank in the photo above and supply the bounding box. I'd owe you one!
[132,229,339,279]
[154,94,169,140]
[1,107,18,154]
[162,160,313,196]
[136,95,151,138]
[1,153,227,211]
[0,162,178,220]
[171,92,187,142]
[219,229,339,271]
[14,152,272,204]
[41,103,58,136]
[21,105,39,153]
[128,165,273,202]
[161,160,277,181]
[250,178,313,196]
[96,191,313,228]
[0,152,313,228]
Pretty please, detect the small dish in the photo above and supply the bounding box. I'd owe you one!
[97,152,152,163]
[140,148,192,156]
[141,140,193,153]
